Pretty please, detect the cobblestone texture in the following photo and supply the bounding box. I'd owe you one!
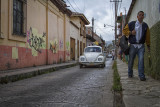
[0,59,114,107]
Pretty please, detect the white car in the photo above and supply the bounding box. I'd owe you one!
[79,46,106,68]
[107,54,112,58]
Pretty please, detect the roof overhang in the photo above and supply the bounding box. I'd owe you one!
[71,12,90,25]
[50,0,72,16]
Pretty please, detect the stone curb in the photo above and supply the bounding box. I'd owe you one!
[0,62,78,84]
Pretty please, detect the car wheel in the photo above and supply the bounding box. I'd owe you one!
[103,64,106,68]
[80,64,83,68]
[100,64,105,68]
[99,65,103,68]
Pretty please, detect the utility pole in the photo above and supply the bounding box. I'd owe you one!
[92,17,94,38]
[124,7,126,25]
[110,0,122,60]
[115,1,117,59]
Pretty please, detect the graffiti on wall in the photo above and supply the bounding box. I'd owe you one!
[59,40,63,49]
[66,41,70,60]
[27,27,46,56]
[66,41,70,51]
[50,39,58,54]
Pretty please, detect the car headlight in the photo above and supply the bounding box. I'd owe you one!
[79,56,86,62]
[96,56,104,62]
[80,57,85,61]
[98,58,103,61]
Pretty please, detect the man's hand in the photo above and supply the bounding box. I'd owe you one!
[131,30,136,35]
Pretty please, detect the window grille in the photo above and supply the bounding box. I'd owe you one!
[13,0,25,36]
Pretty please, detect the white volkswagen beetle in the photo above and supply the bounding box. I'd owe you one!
[79,46,106,68]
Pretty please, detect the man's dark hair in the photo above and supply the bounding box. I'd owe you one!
[137,11,144,15]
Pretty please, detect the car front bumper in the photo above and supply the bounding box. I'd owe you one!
[79,62,104,66]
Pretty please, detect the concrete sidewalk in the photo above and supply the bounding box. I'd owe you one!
[117,59,160,107]
[0,61,78,84]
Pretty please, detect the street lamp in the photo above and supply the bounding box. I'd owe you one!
[104,24,114,28]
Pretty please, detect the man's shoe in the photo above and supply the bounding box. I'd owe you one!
[128,75,133,78]
[140,78,146,81]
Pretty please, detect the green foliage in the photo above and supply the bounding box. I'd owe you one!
[0,76,9,84]
[112,61,122,91]
[144,21,160,80]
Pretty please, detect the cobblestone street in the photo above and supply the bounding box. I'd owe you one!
[0,59,114,107]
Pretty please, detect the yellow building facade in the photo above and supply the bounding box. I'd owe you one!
[0,0,86,70]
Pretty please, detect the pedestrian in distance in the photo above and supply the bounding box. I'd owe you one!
[123,11,150,81]
[112,50,115,60]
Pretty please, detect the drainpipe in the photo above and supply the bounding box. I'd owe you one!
[46,0,49,64]
[64,14,66,62]
[0,0,1,37]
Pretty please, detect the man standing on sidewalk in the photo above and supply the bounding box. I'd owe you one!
[123,11,150,81]
[112,50,115,60]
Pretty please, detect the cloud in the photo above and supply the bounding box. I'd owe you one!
[65,0,132,41]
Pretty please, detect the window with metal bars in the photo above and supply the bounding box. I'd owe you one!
[13,0,25,36]
[0,0,1,38]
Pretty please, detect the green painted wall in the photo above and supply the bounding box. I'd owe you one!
[144,21,160,79]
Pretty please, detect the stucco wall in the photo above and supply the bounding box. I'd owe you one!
[0,0,48,70]
[144,21,160,79]
[70,21,79,60]
[1,0,8,41]
[64,15,70,61]
[0,0,69,70]
[70,16,87,60]
[129,0,160,28]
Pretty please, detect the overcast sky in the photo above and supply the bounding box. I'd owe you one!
[65,0,132,42]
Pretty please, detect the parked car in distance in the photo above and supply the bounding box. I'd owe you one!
[79,46,106,68]
[107,54,112,58]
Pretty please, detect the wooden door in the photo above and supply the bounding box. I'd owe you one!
[80,41,82,55]
[70,38,75,60]
[77,40,79,58]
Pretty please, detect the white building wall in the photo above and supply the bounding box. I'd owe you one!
[70,23,79,60]
[70,16,87,60]
[65,15,71,61]
[129,0,160,28]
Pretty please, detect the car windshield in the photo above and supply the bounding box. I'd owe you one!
[85,47,101,53]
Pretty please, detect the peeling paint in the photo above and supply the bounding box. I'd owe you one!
[12,47,18,59]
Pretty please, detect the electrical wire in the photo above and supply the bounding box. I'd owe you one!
[83,0,86,13]
[66,0,78,12]
[117,1,122,15]
[73,0,83,12]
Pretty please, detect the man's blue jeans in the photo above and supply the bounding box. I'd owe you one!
[128,44,145,78]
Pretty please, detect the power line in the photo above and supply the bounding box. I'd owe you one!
[73,0,83,12]
[83,0,86,13]
[117,1,122,15]
[66,0,77,12]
